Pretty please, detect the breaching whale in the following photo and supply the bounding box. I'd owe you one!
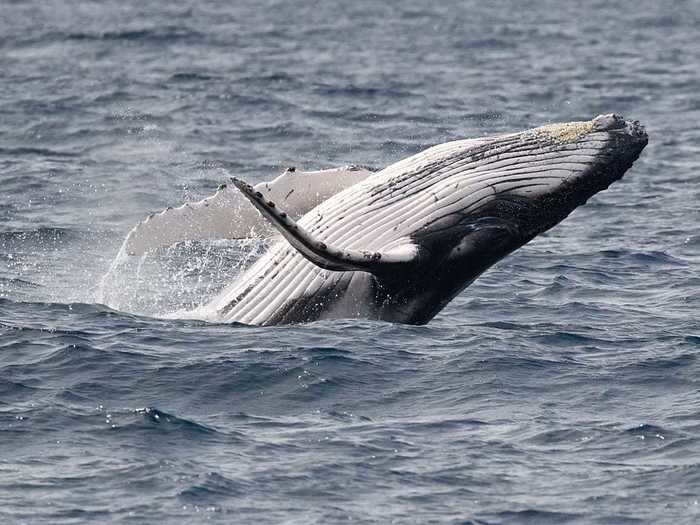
[121,114,647,325]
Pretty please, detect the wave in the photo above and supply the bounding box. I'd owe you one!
[0,276,40,288]
[64,26,205,43]
[0,147,79,158]
[0,226,77,245]
[132,407,218,434]
[178,472,251,502]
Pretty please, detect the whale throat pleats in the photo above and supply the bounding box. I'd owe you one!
[231,177,420,274]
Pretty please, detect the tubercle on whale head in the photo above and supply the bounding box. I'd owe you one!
[592,113,648,142]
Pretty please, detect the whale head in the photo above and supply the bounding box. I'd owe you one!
[463,113,647,242]
[390,114,648,322]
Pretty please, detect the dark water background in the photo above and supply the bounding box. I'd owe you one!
[1,1,699,523]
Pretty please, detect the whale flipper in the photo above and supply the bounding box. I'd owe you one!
[122,166,374,255]
[231,177,419,273]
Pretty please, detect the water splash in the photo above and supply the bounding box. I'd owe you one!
[95,235,268,319]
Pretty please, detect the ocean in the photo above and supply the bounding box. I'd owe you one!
[1,0,699,523]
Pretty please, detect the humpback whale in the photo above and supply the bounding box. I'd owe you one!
[121,114,647,325]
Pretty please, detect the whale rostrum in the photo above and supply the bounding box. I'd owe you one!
[123,114,648,326]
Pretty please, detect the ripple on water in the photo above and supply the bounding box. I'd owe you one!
[0,0,698,522]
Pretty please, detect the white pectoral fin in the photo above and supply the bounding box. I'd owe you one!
[122,166,374,256]
[122,184,263,255]
[259,165,374,212]
[231,177,419,274]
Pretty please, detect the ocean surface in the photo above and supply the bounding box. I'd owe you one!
[1,1,699,523]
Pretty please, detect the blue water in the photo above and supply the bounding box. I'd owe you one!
[1,1,699,523]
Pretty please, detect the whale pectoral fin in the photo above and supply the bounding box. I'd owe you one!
[122,184,265,256]
[231,177,419,273]
[262,165,374,211]
[120,166,374,256]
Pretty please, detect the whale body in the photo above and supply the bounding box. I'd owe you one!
[197,114,647,325]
